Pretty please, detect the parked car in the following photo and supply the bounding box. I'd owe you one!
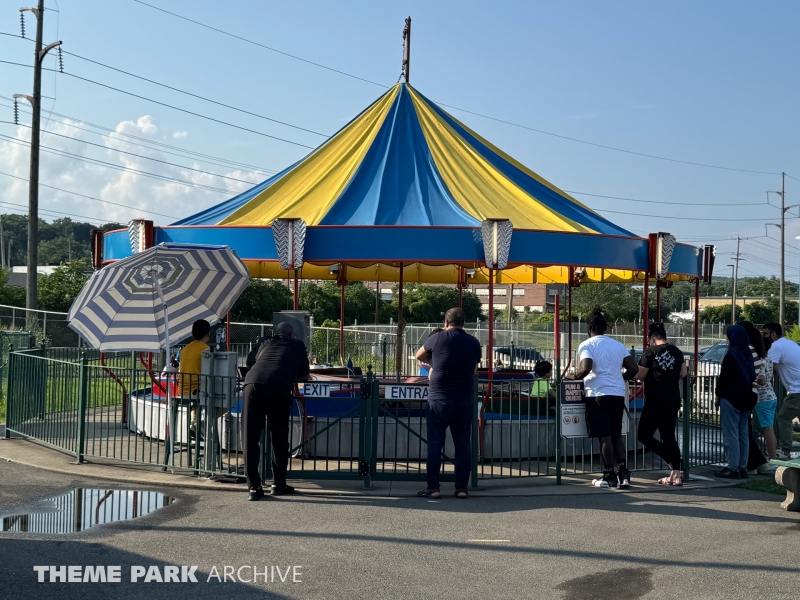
[697,340,728,377]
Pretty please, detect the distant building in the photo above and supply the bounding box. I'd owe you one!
[690,296,768,311]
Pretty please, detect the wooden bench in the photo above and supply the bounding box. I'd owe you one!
[772,459,800,511]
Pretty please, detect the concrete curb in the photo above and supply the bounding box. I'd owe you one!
[0,435,742,498]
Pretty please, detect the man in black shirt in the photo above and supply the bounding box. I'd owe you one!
[243,322,310,500]
[415,307,482,499]
[635,323,687,486]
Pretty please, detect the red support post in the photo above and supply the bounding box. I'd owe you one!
[339,280,345,365]
[694,278,700,366]
[488,269,494,385]
[642,276,650,351]
[567,284,573,371]
[554,294,560,372]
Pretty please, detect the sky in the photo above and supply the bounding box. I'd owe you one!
[0,1,799,280]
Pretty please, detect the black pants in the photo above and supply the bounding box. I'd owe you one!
[243,383,292,491]
[746,417,767,470]
[637,397,682,470]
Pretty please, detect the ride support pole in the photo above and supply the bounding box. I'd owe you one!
[642,276,649,351]
[554,294,561,485]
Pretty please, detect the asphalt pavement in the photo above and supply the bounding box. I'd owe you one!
[0,460,798,600]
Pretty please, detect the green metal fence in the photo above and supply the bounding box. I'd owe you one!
[5,347,786,484]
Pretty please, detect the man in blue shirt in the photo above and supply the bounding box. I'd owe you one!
[415,307,482,499]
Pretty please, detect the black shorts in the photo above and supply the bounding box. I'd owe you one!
[585,395,625,438]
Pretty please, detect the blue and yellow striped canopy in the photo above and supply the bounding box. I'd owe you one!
[177,84,631,236]
[102,84,706,283]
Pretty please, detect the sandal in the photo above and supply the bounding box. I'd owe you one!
[417,488,441,499]
[455,489,469,499]
[672,471,684,487]
[657,476,673,486]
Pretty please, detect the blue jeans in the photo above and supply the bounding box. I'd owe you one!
[426,400,473,490]
[720,398,749,470]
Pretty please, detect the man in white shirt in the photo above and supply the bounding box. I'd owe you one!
[567,308,639,488]
[762,323,800,460]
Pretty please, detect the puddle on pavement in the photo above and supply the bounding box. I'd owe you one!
[556,567,654,600]
[1,488,174,534]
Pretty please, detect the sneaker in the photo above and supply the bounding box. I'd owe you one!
[271,484,296,496]
[714,467,741,479]
[775,449,792,461]
[592,478,610,488]
[747,469,757,476]
[739,468,749,479]
[757,463,777,474]
[248,487,265,501]
[617,468,631,489]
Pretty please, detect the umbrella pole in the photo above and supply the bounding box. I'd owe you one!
[154,278,174,472]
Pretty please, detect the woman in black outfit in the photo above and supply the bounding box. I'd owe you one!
[635,323,687,486]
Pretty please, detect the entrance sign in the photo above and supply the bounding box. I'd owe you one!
[385,385,429,400]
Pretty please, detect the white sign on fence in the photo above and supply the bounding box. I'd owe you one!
[560,381,629,438]
[385,385,429,400]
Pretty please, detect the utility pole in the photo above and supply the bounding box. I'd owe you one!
[15,1,61,320]
[0,218,5,269]
[732,236,742,325]
[780,172,786,328]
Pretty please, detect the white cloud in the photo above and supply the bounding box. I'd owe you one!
[0,116,261,227]
[172,130,188,140]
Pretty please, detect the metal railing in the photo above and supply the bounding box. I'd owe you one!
[5,347,786,484]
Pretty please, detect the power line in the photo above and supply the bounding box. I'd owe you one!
[0,133,233,194]
[0,170,180,219]
[1,96,277,174]
[62,49,329,137]
[4,25,796,178]
[123,8,784,176]
[0,60,317,150]
[588,206,798,222]
[1,121,262,186]
[567,190,764,208]
[0,198,109,224]
[129,1,389,89]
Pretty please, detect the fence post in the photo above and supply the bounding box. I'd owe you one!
[76,353,89,464]
[682,362,692,480]
[4,348,14,438]
[359,366,374,489]
[470,373,479,490]
[382,338,387,377]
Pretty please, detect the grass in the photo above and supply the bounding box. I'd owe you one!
[736,477,785,495]
[0,395,5,425]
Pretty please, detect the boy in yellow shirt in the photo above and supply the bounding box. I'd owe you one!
[179,320,211,438]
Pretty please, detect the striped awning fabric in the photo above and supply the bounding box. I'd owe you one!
[68,243,250,352]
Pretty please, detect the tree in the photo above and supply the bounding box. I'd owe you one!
[699,304,741,325]
[298,281,339,324]
[572,283,643,322]
[387,284,484,324]
[37,261,90,312]
[230,279,293,323]
[741,301,776,325]
[0,269,25,307]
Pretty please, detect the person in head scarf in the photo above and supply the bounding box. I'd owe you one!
[714,325,757,479]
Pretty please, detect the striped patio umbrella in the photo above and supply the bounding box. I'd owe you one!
[68,243,250,353]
